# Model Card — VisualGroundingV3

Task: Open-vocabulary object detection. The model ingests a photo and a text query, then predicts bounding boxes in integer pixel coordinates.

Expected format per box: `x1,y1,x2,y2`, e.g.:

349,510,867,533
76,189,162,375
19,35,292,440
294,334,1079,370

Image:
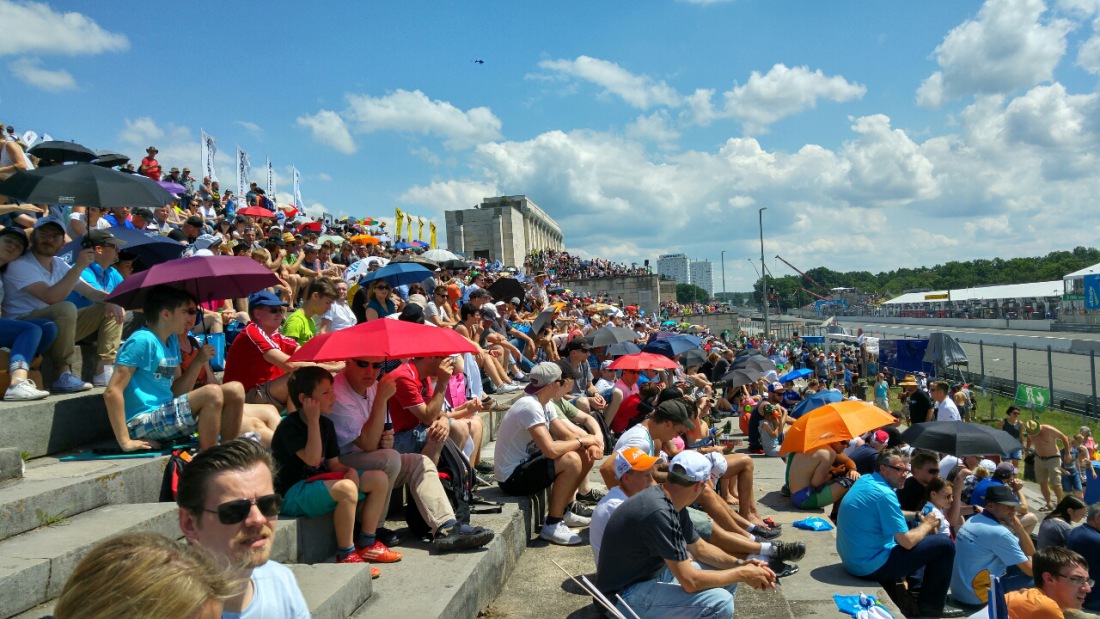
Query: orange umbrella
779,400,896,456
350,234,379,245
607,352,681,371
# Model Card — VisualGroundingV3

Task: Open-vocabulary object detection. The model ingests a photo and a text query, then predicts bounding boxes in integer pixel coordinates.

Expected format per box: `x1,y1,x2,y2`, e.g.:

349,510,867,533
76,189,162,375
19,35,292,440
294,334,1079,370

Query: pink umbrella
105,255,281,309
237,206,275,218
290,319,478,362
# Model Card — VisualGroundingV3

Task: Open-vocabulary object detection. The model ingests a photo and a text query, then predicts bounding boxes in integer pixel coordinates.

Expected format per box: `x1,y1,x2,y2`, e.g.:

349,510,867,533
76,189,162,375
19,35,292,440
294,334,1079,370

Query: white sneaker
4,379,49,401
52,371,92,393
92,364,114,388
513,371,527,382
497,383,520,393
563,510,592,528
540,520,582,545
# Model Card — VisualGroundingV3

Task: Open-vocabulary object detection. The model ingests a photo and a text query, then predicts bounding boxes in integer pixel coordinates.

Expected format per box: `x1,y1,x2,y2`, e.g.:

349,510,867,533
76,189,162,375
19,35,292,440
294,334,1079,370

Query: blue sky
3,0,1100,291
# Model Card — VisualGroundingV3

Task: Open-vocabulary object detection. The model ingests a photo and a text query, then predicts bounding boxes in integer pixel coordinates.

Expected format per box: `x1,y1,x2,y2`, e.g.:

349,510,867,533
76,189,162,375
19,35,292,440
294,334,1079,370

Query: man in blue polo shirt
950,484,1034,606
836,448,963,618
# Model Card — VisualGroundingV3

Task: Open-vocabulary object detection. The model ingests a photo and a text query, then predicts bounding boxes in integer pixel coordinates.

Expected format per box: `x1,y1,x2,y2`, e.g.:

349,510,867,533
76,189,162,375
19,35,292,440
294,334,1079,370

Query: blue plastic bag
195,332,226,372
792,516,834,531
834,593,894,618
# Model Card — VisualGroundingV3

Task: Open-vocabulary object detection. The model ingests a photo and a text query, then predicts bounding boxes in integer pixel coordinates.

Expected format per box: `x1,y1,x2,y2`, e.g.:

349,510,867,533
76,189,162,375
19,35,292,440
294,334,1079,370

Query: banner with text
292,167,302,211
200,129,217,184
266,157,275,199
236,146,250,202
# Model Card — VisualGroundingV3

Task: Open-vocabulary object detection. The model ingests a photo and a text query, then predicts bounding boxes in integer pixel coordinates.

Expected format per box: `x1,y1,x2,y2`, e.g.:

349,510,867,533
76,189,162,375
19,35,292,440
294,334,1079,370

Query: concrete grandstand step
0,453,166,542
350,486,526,619
0,448,24,483
291,563,374,619
0,502,180,617
0,389,112,459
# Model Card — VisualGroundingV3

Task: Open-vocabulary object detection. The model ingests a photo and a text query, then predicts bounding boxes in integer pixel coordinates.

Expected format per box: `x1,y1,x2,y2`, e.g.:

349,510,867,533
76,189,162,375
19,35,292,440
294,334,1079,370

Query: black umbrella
900,421,1022,457
718,367,767,389
548,286,566,295
585,326,638,347
441,259,472,271
530,309,557,334
488,277,526,303
0,163,174,208
92,151,130,167
680,348,707,367
607,341,641,358
732,354,776,373
390,254,439,270
60,227,186,270
28,140,97,163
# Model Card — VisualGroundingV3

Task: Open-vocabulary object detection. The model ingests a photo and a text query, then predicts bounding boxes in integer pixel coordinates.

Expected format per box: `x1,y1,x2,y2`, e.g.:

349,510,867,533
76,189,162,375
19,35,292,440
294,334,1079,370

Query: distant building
657,253,691,285
690,260,714,297
444,195,563,267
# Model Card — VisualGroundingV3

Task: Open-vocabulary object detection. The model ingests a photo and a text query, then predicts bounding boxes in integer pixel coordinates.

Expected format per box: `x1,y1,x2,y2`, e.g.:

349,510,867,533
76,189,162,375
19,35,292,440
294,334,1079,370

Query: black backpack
405,440,501,538
159,447,198,502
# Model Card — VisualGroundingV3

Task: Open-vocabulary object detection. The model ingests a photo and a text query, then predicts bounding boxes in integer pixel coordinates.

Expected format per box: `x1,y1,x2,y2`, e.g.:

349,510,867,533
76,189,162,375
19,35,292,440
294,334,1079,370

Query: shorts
1035,455,1062,487
1005,448,1023,461
686,506,714,540
281,479,338,518
245,382,279,407
1063,469,1083,492
126,394,197,441
499,452,556,497
791,484,833,509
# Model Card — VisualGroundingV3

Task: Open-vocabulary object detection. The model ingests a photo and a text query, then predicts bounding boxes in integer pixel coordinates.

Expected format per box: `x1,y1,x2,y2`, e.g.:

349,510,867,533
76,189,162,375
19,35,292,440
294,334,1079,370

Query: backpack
159,447,198,502
404,439,500,538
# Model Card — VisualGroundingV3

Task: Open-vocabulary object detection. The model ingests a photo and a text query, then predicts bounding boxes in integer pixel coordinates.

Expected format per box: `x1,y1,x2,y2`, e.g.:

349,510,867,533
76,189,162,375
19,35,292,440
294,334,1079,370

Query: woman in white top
319,279,357,333
0,140,33,179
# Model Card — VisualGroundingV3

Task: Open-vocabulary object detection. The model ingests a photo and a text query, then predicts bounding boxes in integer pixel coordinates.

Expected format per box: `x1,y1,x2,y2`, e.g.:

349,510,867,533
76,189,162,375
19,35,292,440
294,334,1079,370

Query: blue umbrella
393,241,414,250
780,368,813,383
607,341,641,358
643,335,703,359
791,389,844,419
357,262,433,287
60,227,186,269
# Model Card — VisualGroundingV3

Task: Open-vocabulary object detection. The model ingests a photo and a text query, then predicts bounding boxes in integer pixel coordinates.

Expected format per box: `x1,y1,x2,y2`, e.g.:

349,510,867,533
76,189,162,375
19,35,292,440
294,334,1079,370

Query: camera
81,238,96,250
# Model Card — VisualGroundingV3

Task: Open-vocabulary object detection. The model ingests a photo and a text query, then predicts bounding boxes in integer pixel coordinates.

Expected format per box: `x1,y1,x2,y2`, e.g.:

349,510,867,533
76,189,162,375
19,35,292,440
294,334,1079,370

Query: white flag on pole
21,131,38,146
266,157,275,199
292,167,302,211
236,146,250,201
200,129,218,183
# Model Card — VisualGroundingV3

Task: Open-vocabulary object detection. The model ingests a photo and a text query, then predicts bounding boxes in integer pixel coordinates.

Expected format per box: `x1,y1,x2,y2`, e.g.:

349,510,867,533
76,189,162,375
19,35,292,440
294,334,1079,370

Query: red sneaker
337,552,365,564
358,541,404,563
370,566,381,579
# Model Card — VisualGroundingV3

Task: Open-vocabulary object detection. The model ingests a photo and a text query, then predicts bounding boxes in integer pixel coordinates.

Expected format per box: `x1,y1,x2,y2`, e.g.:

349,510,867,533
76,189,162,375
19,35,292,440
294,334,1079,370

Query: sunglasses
353,360,385,369
261,306,286,314
203,494,282,524
375,285,391,291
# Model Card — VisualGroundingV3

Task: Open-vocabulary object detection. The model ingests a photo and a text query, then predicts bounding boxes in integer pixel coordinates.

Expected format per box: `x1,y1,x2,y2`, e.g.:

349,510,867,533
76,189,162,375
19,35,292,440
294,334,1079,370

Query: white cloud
9,57,75,91
1079,17,1100,73
840,114,940,205
235,120,262,137
719,64,867,134
296,110,357,154
317,172,333,182
536,56,682,109
917,0,1072,107
0,1,129,56
341,89,502,150
626,111,681,149
398,179,501,218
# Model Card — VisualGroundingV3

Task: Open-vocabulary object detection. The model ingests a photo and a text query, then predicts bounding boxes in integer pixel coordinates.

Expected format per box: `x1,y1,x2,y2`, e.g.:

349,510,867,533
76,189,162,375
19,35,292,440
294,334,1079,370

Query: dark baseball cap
653,398,695,430
85,229,126,247
984,484,1019,506
184,215,204,228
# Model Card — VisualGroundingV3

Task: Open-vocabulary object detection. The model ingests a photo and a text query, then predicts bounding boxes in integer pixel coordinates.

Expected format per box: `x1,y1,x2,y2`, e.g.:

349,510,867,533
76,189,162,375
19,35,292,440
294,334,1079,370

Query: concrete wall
444,196,564,267
558,275,672,313
838,315,1053,332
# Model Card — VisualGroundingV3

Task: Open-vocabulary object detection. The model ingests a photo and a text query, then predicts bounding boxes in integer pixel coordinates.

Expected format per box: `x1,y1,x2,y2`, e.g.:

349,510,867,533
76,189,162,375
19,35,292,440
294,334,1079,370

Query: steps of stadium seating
0,389,113,459
0,449,23,484
0,502,180,617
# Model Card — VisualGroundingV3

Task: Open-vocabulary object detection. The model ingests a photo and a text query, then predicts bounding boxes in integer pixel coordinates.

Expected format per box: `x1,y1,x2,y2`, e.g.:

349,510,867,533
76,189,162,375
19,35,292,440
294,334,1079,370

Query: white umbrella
422,248,459,262
344,257,390,282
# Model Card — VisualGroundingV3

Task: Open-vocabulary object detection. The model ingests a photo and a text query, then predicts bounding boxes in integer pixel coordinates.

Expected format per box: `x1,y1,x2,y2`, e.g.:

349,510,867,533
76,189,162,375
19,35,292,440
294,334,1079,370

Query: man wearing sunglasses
329,356,494,552
178,439,310,617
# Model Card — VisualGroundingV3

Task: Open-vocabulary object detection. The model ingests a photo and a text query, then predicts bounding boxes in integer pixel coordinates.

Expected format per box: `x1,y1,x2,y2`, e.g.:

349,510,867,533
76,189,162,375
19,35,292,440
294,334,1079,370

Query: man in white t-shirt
590,447,659,565
931,381,961,422
494,362,601,545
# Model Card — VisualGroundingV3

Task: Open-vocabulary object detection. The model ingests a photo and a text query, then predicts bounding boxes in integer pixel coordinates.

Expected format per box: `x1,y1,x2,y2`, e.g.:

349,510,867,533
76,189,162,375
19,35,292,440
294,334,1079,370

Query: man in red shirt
139,146,162,181
222,291,320,411
386,356,470,461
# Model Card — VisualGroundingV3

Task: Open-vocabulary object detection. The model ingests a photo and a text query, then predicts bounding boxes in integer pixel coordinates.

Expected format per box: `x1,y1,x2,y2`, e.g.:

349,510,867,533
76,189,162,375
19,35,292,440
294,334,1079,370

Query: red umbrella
607,352,681,371
237,206,275,218
105,255,281,309
298,221,322,233
289,319,478,362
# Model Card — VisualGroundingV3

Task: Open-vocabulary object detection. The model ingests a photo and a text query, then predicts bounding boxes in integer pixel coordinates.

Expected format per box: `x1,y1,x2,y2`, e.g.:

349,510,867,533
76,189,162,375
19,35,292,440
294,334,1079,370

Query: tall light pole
720,250,726,304
759,207,769,338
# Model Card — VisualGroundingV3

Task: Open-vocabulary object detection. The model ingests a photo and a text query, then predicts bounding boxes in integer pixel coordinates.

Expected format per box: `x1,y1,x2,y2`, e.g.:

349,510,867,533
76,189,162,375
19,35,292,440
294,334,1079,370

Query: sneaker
496,383,519,393
512,371,527,382
376,527,401,546
357,541,403,563
91,364,114,388
240,431,261,444
540,520,583,545
768,560,799,579
576,488,606,505
370,566,381,579
753,526,781,540
4,379,49,401
474,472,494,488
563,510,591,528
569,502,594,518
433,523,495,552
475,460,495,474
52,371,92,394
337,551,365,564
771,541,806,563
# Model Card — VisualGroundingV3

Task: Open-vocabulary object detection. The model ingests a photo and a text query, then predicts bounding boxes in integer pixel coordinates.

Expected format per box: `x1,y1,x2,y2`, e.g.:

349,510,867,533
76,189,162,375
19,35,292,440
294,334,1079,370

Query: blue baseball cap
248,291,288,311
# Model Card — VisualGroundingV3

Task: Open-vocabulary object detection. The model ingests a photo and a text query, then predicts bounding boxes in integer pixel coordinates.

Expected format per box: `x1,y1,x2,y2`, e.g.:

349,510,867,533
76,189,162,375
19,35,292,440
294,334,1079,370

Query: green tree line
750,247,1100,304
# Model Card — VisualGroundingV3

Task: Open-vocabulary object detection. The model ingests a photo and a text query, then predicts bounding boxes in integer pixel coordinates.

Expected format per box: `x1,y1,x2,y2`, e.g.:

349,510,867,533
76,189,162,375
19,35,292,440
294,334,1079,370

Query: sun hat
613,447,660,479
1024,419,1040,434
524,362,562,395
898,374,918,387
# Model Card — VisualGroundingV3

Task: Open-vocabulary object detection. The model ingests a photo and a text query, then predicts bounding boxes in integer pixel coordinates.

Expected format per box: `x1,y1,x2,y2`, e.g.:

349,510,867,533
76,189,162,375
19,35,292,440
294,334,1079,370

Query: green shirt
280,309,317,345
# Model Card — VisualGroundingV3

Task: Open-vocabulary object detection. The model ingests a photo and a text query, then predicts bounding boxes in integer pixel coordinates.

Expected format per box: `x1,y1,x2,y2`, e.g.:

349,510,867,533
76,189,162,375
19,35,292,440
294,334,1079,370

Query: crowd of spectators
524,249,650,280
661,300,734,317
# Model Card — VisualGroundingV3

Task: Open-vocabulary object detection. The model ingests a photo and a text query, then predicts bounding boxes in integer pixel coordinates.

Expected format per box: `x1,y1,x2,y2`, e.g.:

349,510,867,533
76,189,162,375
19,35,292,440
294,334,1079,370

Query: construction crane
775,255,832,298
800,287,830,301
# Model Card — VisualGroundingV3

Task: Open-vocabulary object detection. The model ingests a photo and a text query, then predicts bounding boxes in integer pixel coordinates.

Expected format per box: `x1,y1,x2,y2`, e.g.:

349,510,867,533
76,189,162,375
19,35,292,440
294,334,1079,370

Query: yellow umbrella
779,400,896,456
